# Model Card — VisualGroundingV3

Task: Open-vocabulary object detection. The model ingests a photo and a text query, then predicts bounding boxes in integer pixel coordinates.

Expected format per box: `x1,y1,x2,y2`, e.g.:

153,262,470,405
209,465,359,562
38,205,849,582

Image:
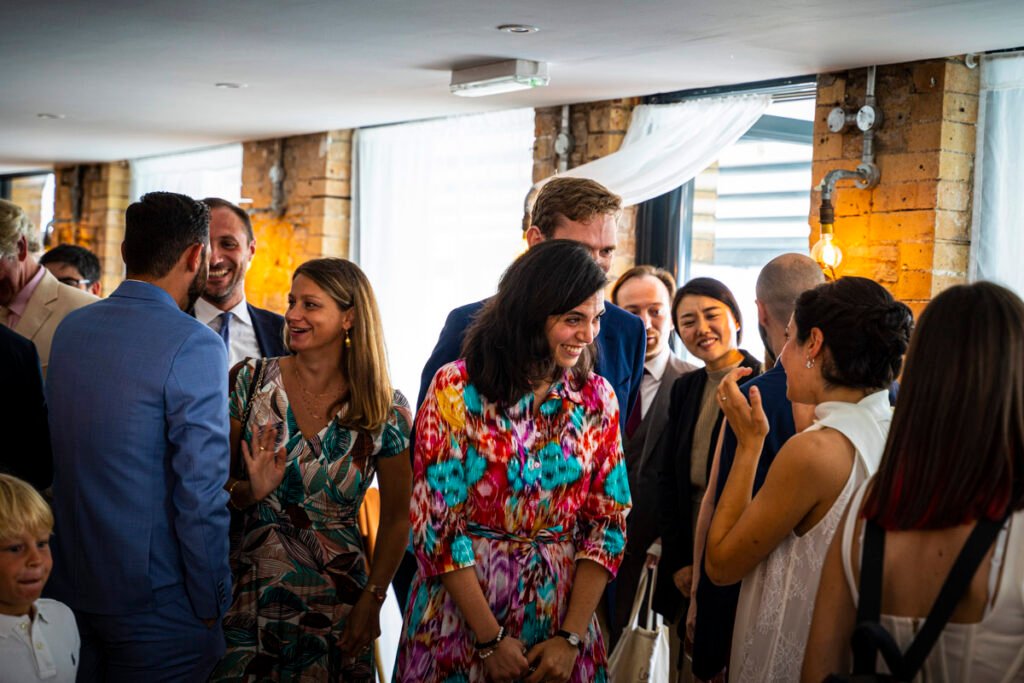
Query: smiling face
675,294,741,370
203,206,255,309
546,290,605,369
285,273,353,354
0,529,52,616
615,274,672,361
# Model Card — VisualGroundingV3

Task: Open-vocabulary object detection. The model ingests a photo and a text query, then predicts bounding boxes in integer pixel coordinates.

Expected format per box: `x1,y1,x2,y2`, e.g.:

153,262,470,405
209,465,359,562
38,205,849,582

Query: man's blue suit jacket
46,281,232,620
248,302,288,358
415,299,647,433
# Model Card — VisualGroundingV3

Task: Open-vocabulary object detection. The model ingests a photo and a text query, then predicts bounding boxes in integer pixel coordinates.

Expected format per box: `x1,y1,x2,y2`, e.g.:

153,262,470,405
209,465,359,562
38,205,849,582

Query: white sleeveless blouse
729,390,892,682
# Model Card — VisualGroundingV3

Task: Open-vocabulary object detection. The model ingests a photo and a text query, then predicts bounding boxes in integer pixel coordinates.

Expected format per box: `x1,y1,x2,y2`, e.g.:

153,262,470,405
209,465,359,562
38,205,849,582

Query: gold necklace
291,362,345,421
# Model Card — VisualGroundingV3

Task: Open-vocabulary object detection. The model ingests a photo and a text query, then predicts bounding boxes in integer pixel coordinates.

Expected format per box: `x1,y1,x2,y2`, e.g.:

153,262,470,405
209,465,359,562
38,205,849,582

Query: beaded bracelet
475,625,505,655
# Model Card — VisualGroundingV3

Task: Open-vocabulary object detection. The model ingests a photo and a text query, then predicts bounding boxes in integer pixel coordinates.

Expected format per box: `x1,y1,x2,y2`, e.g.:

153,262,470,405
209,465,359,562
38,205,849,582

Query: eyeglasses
58,277,93,288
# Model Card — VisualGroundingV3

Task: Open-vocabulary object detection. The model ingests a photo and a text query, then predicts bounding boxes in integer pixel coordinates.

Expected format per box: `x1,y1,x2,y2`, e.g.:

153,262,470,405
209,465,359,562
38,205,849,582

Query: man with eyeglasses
40,244,104,297
0,200,97,376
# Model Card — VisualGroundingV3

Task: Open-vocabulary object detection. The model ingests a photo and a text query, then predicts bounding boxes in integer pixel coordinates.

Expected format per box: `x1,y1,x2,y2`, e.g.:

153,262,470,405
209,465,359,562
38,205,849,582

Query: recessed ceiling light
214,82,248,89
497,24,539,34
36,113,65,120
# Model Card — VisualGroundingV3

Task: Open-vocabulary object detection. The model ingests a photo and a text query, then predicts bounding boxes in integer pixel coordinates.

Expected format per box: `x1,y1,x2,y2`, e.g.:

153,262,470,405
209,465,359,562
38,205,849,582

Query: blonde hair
0,199,35,258
289,258,394,432
0,474,53,540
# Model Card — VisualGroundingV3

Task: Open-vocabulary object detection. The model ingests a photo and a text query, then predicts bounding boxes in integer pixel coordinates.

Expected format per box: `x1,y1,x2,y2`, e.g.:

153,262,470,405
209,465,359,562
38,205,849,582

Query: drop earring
805,357,815,369
344,329,352,349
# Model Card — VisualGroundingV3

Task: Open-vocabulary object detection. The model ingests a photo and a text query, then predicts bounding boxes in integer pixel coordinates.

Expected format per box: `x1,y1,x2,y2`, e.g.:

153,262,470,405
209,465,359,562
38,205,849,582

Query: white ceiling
3,0,1023,174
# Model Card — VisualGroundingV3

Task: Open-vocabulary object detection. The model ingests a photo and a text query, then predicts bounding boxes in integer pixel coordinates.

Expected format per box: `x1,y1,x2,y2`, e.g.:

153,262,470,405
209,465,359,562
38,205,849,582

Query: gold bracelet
226,478,244,510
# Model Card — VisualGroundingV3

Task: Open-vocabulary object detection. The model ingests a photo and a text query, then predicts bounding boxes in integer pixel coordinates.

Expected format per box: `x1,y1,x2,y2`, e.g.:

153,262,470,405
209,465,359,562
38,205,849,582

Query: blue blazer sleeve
415,303,477,414
164,327,232,619
249,304,288,358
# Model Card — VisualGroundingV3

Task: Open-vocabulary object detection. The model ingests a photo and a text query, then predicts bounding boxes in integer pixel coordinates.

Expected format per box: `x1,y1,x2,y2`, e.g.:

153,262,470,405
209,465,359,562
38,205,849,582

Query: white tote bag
608,565,671,682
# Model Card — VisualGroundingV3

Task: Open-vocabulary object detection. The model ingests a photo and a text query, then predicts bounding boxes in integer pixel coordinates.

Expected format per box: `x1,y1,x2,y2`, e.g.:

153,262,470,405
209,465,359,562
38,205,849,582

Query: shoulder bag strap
240,357,265,429
851,518,886,674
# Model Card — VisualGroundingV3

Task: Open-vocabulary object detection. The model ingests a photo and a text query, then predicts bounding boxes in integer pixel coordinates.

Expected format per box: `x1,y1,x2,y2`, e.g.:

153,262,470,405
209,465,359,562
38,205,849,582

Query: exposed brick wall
810,58,979,315
533,98,640,279
241,130,352,313
51,162,130,295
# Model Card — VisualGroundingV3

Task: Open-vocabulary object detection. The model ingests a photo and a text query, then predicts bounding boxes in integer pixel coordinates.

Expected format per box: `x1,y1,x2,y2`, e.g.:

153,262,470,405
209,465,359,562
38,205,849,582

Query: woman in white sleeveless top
704,277,913,682
803,282,1024,683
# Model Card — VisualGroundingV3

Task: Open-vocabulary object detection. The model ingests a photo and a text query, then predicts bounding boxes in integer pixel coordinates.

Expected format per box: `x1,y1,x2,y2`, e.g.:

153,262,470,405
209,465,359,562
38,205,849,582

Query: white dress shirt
0,599,79,683
195,296,260,368
639,347,672,419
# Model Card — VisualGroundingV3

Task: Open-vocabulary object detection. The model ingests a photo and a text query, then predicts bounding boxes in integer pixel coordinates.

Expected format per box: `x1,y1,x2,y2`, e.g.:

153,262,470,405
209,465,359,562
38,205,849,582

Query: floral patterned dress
394,360,631,682
210,358,411,682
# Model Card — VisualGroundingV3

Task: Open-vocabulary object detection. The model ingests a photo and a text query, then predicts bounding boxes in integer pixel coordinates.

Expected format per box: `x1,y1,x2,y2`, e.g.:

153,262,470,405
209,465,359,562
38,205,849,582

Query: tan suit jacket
10,267,99,376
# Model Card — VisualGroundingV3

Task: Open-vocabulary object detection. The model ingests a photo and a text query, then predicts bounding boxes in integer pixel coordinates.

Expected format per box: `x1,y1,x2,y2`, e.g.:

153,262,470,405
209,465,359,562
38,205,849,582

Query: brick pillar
52,162,130,295
533,98,640,278
810,58,979,315
241,130,352,313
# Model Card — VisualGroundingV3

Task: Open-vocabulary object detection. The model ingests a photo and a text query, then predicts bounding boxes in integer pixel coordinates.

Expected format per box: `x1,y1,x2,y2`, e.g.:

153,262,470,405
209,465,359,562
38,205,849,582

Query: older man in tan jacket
0,199,98,376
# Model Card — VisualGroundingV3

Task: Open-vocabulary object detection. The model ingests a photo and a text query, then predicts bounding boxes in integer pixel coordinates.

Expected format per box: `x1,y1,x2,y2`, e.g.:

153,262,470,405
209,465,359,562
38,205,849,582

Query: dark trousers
74,586,225,683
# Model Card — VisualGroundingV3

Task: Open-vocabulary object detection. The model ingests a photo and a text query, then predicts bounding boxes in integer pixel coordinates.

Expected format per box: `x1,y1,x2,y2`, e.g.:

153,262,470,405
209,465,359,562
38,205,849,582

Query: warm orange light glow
811,228,843,280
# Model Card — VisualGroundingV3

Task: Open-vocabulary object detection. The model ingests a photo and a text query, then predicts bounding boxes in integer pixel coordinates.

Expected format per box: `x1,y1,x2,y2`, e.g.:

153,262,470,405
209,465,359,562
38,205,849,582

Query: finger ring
260,446,266,452
720,394,727,402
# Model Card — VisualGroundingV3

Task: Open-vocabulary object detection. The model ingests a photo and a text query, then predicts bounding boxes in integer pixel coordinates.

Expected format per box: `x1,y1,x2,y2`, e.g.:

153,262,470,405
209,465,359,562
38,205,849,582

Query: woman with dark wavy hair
706,276,913,682
802,282,1024,683
395,239,631,683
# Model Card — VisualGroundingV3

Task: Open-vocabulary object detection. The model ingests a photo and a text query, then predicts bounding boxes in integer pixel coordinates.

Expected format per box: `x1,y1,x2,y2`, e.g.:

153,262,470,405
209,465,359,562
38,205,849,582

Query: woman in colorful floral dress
395,240,632,683
210,258,412,682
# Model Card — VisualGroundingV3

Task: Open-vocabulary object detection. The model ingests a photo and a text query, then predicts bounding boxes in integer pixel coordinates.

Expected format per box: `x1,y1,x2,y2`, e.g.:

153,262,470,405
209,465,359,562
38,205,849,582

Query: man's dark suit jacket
691,360,793,679
611,352,695,646
248,302,288,357
415,299,647,434
0,326,52,490
653,349,761,622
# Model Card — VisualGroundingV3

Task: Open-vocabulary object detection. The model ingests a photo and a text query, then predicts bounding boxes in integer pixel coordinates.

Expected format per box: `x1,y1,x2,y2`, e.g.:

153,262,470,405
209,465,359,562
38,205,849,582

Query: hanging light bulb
811,199,843,279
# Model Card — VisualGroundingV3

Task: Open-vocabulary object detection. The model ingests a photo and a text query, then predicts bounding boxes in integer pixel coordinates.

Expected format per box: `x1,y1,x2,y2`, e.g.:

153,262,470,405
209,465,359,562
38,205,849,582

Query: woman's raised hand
242,423,287,501
717,367,769,445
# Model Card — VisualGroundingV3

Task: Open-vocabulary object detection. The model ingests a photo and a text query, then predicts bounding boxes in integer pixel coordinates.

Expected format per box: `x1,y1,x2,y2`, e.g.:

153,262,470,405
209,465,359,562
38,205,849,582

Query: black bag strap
852,513,1009,680
240,357,265,429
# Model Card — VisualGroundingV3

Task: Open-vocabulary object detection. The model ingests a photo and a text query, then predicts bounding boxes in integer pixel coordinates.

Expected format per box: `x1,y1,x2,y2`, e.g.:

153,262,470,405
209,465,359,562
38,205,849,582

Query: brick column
52,162,130,295
810,58,979,315
533,98,640,277
241,130,352,313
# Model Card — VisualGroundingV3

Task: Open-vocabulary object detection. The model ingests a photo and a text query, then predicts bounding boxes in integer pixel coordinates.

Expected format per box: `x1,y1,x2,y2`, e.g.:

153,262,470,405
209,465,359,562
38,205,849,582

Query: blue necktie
218,312,231,350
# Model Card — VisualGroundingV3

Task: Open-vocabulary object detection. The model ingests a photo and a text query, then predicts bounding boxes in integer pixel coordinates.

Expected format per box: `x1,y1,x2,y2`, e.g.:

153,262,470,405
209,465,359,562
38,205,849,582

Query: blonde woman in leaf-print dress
210,259,412,683
395,240,631,683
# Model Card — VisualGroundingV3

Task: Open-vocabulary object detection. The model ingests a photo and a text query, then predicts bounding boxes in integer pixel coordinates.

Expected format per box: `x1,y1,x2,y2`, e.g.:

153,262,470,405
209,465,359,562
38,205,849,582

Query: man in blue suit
194,197,287,365
46,192,232,682
393,176,647,606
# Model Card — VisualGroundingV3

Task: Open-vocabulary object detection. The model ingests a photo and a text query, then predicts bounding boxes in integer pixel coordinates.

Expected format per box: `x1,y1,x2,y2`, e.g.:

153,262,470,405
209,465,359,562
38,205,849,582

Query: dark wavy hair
124,192,209,278
672,277,743,343
793,276,913,390
462,240,608,405
864,282,1024,529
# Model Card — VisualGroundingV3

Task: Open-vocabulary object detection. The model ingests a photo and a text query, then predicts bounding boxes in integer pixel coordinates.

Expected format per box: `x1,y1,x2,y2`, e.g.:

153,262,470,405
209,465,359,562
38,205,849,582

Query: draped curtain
971,52,1024,294
130,144,243,202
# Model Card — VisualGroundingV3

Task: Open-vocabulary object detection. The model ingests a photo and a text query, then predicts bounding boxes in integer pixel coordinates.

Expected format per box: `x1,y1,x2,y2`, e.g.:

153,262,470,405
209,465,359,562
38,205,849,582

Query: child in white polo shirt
0,474,79,683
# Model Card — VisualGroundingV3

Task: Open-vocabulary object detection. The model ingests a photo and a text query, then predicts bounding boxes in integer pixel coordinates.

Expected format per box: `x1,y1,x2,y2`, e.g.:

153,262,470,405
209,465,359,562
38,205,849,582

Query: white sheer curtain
971,52,1024,293
129,144,243,202
353,108,533,680
354,108,534,403
560,94,772,206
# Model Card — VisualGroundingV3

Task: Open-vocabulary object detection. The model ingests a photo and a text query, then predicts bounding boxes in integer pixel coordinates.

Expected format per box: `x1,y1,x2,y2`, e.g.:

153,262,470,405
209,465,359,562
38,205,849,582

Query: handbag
825,511,1008,682
608,564,671,683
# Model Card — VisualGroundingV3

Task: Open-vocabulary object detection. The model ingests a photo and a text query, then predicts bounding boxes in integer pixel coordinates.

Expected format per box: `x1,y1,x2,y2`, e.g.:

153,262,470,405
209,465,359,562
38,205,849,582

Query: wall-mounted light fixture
812,65,883,279
450,59,549,98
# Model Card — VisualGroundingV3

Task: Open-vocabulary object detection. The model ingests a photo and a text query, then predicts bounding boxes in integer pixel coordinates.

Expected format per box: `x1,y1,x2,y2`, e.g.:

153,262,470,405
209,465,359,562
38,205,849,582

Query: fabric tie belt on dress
466,523,572,576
